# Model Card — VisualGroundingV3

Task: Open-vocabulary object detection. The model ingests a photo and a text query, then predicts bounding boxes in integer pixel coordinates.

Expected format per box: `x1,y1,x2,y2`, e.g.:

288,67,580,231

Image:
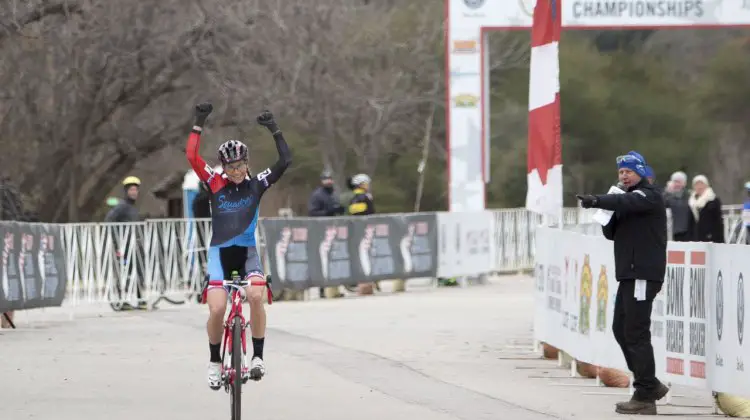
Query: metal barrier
55,206,745,310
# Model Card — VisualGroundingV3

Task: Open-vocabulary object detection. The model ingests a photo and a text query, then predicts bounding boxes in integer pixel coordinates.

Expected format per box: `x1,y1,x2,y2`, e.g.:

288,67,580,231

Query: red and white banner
526,0,563,219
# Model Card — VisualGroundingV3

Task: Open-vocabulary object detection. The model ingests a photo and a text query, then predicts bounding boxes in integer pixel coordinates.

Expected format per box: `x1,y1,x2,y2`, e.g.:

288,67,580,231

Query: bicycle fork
221,317,250,390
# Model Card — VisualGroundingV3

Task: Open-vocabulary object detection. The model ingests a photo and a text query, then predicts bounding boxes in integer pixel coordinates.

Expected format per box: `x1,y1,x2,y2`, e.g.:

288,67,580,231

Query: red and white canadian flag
526,0,563,219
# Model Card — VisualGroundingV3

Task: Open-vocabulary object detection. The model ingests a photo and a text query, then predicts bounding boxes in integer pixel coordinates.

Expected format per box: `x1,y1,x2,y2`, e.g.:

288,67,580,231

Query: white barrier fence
53,206,744,310
533,227,750,399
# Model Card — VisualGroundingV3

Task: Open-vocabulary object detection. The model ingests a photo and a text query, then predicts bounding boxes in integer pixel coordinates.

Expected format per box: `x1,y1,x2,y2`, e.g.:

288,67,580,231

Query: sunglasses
616,155,644,165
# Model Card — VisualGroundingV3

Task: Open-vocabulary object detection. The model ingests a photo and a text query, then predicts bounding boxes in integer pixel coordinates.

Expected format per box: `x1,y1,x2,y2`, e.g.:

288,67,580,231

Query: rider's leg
246,277,267,347
205,246,228,390
244,246,267,380
206,288,228,357
244,275,267,380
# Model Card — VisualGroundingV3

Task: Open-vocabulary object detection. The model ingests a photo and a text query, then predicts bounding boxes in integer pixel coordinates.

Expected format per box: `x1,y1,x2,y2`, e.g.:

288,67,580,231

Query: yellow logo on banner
452,94,479,108
452,39,478,54
596,265,608,332
579,254,592,335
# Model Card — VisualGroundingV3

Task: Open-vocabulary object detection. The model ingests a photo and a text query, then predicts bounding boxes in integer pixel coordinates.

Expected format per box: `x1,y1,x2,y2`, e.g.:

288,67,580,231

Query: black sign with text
0,222,67,312
260,214,438,290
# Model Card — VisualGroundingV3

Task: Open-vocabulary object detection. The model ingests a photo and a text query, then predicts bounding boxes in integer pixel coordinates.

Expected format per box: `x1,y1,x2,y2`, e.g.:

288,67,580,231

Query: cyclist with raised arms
186,103,292,389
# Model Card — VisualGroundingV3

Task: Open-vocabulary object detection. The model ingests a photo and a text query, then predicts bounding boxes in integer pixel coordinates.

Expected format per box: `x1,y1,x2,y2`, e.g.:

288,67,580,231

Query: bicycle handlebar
205,277,273,305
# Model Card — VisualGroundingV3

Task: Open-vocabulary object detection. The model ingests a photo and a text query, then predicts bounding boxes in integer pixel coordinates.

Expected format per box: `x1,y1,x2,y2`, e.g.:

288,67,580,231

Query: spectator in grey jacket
105,176,146,310
663,171,691,242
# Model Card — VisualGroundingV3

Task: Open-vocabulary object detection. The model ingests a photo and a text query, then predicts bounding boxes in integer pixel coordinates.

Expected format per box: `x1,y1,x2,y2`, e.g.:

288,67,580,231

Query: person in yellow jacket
347,173,375,216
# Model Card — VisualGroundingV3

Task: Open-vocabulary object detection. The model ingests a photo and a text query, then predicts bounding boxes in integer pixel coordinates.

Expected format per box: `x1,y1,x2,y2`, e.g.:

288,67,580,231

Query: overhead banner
261,214,438,290
0,222,67,312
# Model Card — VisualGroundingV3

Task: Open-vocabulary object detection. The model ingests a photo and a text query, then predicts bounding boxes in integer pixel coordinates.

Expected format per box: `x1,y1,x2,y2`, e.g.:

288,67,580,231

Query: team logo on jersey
257,168,272,187
215,195,253,212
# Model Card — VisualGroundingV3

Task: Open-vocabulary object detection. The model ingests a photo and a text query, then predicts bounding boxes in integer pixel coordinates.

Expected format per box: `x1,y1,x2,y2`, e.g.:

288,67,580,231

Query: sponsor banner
533,228,626,370
535,227,750,398
348,214,438,282
437,211,493,278
656,242,710,389
0,222,67,312
261,219,318,291
707,244,749,394
448,0,750,28
261,214,438,290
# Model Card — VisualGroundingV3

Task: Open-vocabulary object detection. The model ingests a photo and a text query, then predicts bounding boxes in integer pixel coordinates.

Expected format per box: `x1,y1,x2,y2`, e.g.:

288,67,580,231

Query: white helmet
351,173,371,186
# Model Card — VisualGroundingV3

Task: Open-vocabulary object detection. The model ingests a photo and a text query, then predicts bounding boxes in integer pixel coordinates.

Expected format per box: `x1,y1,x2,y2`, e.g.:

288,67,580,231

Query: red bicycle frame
204,277,273,384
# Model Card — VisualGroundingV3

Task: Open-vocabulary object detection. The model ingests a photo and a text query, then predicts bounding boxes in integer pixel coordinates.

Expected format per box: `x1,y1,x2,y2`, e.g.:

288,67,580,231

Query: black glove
194,103,213,127
257,110,279,132
576,194,598,209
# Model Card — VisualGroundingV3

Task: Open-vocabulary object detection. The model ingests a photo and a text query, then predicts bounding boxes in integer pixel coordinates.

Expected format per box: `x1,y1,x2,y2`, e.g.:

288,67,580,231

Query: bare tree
0,0,252,221
210,0,446,179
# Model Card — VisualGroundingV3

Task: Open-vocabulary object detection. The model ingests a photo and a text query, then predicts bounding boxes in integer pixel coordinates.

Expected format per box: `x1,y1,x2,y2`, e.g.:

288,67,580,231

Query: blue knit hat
616,151,648,178
644,165,654,178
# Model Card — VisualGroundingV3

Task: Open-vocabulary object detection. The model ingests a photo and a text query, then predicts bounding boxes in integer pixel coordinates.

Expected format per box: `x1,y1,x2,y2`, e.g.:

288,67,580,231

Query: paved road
1,276,721,419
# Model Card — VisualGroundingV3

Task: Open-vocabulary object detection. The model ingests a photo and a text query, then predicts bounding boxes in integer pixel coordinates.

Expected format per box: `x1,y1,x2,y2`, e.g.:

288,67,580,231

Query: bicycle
204,270,273,420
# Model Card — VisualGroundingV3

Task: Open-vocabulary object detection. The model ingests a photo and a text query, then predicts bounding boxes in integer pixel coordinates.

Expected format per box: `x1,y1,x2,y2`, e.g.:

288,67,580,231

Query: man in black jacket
105,176,146,310
308,171,345,217
308,170,345,298
577,151,669,415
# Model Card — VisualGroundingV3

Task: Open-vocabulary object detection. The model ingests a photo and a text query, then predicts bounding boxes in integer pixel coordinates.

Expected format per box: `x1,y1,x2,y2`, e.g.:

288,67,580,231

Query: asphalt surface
1,276,722,419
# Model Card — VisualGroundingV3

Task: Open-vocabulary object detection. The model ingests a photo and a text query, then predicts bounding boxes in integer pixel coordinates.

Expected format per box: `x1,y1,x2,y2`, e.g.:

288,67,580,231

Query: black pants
672,231,691,242
612,279,663,400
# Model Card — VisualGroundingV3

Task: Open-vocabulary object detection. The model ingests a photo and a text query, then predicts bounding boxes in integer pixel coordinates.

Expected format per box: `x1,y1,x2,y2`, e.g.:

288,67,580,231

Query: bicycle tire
230,316,242,420
108,276,125,312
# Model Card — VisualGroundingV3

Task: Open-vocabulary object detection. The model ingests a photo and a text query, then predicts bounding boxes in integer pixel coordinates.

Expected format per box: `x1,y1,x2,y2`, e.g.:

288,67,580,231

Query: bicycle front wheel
230,316,242,420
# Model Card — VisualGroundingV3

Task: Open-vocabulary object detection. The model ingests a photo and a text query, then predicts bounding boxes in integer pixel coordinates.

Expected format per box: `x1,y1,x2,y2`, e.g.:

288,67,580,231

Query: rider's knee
207,290,227,318
247,286,265,306
208,303,227,319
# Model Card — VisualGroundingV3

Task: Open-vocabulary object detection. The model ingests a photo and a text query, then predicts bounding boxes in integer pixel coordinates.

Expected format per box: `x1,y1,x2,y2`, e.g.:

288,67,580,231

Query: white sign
437,211,494,277
534,227,750,398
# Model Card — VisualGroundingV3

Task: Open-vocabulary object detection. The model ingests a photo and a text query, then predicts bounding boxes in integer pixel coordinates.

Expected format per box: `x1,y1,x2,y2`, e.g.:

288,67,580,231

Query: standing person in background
688,175,725,243
105,176,142,223
664,171,692,242
576,151,669,415
347,174,375,216
307,170,345,298
308,170,345,217
347,173,376,295
105,176,146,310
744,182,750,244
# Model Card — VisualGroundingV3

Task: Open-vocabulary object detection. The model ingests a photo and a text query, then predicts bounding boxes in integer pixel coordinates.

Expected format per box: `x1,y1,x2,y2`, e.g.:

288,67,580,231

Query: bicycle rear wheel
230,316,242,420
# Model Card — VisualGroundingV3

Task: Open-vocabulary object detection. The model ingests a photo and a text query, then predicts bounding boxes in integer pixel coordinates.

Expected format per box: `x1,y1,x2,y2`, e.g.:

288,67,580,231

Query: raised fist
194,103,213,126
256,110,276,128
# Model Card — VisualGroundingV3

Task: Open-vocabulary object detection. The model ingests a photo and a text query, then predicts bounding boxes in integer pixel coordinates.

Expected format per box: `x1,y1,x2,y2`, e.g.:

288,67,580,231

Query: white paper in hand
592,186,625,226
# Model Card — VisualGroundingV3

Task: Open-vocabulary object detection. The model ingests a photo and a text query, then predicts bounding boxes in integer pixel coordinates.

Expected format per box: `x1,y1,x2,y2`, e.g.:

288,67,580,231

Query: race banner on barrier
0,222,67,312
534,227,750,399
436,211,494,278
707,244,749,394
260,214,438,290
656,243,710,389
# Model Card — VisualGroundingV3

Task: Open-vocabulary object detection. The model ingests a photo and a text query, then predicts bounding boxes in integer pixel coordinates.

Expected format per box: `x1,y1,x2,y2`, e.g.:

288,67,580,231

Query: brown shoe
653,383,669,401
615,399,657,415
